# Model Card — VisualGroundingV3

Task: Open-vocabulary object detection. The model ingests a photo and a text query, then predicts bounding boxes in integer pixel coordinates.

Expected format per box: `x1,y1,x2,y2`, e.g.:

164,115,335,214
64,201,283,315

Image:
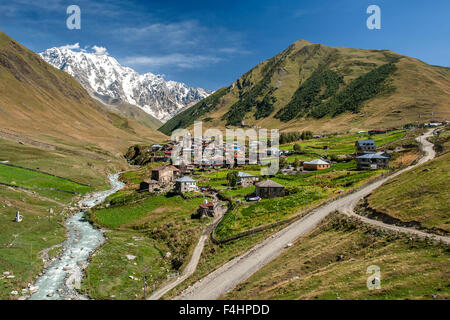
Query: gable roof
176,176,196,183
153,165,179,172
356,154,389,159
256,180,284,188
238,172,255,178
356,140,376,146
142,179,159,184
304,159,330,165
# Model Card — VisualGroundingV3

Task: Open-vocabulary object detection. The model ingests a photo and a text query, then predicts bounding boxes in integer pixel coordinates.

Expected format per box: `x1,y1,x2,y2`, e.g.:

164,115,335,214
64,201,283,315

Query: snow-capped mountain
40,45,211,122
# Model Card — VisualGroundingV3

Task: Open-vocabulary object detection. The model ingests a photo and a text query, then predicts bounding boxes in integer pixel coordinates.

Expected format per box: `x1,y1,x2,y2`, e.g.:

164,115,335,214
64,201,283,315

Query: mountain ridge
40,45,212,123
0,30,167,155
159,40,450,135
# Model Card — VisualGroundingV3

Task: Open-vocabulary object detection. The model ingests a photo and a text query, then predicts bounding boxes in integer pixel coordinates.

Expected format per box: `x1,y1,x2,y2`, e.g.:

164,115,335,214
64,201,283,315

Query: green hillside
159,40,450,135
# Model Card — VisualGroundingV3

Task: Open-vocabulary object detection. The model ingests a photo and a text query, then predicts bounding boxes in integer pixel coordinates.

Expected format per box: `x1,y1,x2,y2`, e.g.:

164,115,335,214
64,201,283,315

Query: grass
162,225,286,299
81,229,171,300
0,164,91,194
280,130,407,158
367,151,450,233
84,193,210,299
215,187,325,239
214,160,386,239
119,162,165,186
91,194,204,229
0,138,122,190
0,185,66,299
224,214,450,300
0,136,131,300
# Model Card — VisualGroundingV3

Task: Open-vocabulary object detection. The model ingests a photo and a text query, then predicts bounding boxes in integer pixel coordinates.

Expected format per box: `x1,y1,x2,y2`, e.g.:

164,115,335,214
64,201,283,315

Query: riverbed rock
29,286,39,294
10,291,18,295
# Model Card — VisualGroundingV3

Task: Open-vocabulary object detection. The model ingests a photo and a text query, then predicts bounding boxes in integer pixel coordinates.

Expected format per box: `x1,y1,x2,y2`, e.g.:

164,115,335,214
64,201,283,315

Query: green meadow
84,193,209,299
280,130,407,161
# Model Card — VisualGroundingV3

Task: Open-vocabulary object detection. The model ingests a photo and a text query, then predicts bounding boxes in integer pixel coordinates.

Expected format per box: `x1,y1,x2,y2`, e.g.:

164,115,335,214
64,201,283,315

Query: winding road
148,196,228,300
175,129,447,300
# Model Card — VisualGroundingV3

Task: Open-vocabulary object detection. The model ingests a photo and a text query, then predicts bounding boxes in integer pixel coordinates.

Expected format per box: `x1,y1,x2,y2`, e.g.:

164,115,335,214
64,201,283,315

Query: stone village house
238,172,259,187
255,180,285,199
196,200,216,218
139,179,159,193
151,165,180,184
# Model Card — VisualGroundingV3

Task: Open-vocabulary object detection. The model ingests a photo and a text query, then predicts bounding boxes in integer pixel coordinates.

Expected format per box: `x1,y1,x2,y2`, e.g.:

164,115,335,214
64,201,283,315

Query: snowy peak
39,45,211,122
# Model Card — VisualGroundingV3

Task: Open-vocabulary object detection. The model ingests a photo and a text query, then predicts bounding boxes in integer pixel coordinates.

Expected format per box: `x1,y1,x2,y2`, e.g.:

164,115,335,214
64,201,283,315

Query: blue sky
1,0,449,90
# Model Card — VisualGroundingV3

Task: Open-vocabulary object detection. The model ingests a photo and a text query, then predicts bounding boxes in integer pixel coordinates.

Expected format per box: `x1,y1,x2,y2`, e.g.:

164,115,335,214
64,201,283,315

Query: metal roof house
303,159,331,171
356,154,390,170
175,176,198,193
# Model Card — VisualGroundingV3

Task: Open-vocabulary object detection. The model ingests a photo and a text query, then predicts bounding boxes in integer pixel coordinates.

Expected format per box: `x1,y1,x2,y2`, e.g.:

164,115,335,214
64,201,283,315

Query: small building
140,179,159,192
197,201,215,218
175,176,198,193
238,172,259,187
356,154,390,170
303,159,331,171
255,180,285,199
355,140,377,156
151,166,179,184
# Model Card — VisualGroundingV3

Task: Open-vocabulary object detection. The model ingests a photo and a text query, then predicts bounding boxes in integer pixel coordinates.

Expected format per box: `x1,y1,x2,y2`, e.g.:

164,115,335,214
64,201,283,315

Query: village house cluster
135,131,398,219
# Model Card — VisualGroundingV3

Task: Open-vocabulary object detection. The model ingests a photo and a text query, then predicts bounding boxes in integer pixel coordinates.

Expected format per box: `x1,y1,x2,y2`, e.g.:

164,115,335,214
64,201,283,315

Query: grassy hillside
0,30,168,299
159,40,450,135
224,214,449,300
0,30,166,155
366,127,450,233
0,185,67,299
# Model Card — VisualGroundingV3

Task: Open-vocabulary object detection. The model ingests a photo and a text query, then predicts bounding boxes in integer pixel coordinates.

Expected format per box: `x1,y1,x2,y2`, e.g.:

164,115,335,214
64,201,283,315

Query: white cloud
121,53,222,70
60,43,80,50
120,20,201,48
91,45,108,55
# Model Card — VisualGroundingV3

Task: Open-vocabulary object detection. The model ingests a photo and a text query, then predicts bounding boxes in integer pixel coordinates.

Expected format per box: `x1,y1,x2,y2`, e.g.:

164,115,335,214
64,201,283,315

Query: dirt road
148,198,227,300
176,130,446,300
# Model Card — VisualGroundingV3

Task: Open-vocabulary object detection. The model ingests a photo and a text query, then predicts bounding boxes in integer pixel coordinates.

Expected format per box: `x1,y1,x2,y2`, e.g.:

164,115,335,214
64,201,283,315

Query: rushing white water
29,173,125,300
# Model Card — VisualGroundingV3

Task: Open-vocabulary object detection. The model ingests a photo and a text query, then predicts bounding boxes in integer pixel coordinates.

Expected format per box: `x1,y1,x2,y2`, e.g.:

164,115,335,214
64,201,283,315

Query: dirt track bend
175,129,447,300
148,197,227,300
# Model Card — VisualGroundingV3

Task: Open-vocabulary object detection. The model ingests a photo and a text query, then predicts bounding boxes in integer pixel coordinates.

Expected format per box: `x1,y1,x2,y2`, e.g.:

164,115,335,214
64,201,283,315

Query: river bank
28,173,124,300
